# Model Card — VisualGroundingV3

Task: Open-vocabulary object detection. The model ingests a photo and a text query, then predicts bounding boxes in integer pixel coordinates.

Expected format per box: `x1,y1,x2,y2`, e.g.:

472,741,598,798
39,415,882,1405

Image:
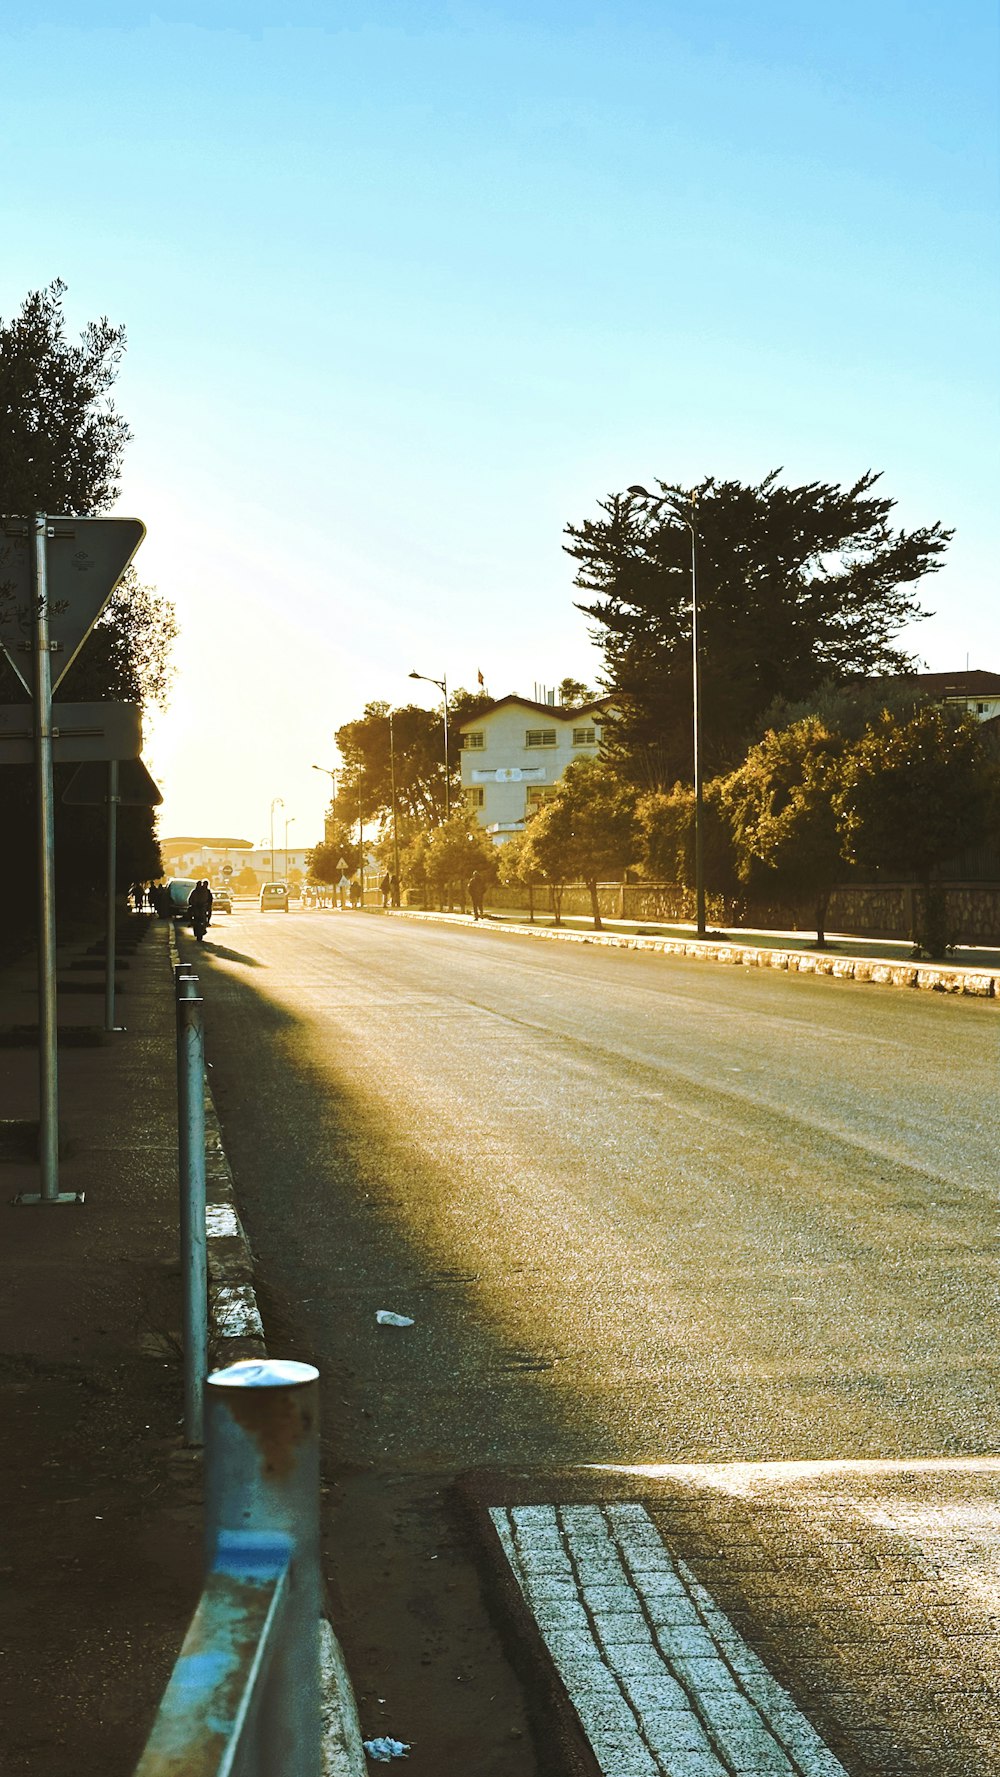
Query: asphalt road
186,905,1000,1776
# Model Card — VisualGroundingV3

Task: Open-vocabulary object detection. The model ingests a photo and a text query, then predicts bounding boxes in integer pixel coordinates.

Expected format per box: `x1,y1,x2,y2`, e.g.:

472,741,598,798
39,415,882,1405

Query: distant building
457,693,613,843
159,836,315,883
898,669,1000,722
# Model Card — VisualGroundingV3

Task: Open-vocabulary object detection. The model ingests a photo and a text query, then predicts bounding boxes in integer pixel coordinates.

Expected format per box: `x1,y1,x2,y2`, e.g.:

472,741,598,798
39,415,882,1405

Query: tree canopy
521,757,640,929
334,689,491,829
0,282,173,921
720,719,848,943
565,471,951,787
0,280,131,518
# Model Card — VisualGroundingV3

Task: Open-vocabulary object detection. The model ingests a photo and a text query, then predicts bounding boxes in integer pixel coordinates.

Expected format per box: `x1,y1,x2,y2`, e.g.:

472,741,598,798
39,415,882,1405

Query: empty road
185,905,1000,1776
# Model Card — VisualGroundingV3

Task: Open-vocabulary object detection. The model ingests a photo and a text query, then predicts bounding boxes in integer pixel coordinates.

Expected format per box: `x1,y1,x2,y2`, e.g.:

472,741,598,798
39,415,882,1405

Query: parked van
259,882,289,912
166,878,198,919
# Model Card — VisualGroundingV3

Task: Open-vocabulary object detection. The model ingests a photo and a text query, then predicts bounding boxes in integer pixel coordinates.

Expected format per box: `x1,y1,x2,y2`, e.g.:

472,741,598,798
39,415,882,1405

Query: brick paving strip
490,1502,848,1777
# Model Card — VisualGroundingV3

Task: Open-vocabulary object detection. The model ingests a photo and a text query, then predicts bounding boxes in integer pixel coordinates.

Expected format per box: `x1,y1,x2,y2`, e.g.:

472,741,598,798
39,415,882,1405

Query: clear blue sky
3,1,997,843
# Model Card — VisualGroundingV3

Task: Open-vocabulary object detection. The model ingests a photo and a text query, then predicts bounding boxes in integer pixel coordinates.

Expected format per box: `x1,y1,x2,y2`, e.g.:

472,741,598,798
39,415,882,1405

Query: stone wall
484,880,1000,943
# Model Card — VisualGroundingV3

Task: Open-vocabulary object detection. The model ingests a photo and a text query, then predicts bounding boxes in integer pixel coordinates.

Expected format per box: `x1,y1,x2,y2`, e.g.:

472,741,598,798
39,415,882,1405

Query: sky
2,0,998,848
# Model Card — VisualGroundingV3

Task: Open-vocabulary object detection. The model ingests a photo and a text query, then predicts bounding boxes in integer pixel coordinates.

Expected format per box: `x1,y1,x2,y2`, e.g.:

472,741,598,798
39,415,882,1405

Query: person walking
380,871,392,909
467,869,486,921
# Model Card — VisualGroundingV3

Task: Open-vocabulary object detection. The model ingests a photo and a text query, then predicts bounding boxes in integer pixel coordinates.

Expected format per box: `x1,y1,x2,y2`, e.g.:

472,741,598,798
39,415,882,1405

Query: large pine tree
565,470,951,788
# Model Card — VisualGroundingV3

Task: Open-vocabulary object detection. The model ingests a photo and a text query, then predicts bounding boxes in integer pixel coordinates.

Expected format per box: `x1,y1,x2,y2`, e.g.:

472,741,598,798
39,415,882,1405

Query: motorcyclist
188,879,213,940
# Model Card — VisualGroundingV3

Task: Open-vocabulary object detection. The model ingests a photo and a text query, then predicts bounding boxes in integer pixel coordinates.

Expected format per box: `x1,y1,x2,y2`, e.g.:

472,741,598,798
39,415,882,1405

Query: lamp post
627,484,706,939
284,815,296,882
408,669,450,821
389,711,401,890
311,764,338,847
269,797,283,884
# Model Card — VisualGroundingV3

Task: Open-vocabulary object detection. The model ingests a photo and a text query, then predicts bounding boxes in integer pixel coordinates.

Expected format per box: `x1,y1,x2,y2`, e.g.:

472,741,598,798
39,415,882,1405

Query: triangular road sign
62,757,163,807
0,516,146,695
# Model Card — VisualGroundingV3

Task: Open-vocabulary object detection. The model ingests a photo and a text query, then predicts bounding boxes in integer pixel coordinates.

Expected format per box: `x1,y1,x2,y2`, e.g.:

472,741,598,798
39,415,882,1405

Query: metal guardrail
175,962,207,1445
134,1358,322,1777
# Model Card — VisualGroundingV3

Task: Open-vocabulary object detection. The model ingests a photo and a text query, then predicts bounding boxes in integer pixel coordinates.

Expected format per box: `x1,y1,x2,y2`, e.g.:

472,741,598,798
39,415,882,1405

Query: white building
457,694,612,843
159,837,316,883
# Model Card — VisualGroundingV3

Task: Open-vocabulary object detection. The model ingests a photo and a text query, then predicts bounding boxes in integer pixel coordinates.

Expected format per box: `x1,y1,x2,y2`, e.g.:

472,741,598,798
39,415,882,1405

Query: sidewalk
0,915,205,1776
392,906,1000,996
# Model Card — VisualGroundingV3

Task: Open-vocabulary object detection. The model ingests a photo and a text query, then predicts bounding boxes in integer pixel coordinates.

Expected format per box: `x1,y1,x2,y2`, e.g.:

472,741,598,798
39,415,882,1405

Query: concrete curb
168,929,367,1777
389,909,1000,1000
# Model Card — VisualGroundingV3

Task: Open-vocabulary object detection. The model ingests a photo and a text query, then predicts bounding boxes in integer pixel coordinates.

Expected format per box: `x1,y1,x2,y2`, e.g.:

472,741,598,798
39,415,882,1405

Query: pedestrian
467,869,486,921
380,871,392,909
188,879,213,922
349,877,361,908
390,872,400,909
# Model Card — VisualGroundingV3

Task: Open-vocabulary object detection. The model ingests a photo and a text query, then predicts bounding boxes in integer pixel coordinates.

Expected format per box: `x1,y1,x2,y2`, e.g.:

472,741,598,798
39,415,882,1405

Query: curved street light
627,484,706,938
408,669,450,821
284,814,296,882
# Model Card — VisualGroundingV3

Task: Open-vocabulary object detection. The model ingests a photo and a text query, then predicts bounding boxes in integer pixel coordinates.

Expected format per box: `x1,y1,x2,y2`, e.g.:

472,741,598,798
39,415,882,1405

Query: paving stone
606,1639,673,1679
672,1656,743,1691
619,1672,692,1715
591,1603,653,1643
578,1724,660,1777
584,1581,649,1613
711,1725,794,1773
655,1623,720,1661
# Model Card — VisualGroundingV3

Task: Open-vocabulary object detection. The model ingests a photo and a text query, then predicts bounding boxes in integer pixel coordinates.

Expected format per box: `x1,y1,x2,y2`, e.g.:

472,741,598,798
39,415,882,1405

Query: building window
525,787,552,809
572,727,596,746
466,786,485,808
460,732,485,749
525,729,557,747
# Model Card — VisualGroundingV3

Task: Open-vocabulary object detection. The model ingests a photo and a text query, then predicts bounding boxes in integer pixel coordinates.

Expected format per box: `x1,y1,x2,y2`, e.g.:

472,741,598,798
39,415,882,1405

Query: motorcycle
191,907,211,943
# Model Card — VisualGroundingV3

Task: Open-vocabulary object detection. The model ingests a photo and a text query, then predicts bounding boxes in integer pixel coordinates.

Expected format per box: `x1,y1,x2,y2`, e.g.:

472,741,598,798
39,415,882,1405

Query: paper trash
375,1310,415,1327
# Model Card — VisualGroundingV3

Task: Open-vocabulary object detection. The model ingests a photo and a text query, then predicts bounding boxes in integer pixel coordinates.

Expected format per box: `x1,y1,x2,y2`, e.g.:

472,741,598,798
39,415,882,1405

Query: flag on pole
477,669,485,688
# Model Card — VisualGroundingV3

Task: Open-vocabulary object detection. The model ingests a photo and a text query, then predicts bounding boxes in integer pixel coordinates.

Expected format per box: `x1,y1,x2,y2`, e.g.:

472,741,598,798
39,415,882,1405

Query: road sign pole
104,758,121,1034
29,514,68,1202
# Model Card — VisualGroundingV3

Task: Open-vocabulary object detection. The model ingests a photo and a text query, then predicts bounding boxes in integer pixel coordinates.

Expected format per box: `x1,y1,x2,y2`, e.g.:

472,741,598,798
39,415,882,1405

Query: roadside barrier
134,1357,323,1776
175,962,207,1445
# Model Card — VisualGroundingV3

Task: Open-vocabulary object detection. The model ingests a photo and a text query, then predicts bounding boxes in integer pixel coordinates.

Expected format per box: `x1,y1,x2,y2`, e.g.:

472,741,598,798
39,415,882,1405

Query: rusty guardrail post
205,1358,322,1773
176,969,206,1445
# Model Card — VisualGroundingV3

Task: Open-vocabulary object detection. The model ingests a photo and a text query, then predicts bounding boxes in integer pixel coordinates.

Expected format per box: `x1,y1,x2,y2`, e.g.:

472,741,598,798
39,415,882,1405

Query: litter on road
375,1310,415,1327
362,1735,411,1760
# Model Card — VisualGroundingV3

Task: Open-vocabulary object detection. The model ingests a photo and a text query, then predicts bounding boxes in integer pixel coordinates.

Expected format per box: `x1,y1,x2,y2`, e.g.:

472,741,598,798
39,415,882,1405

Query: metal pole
177,980,207,1445
389,712,401,890
104,758,120,1032
270,803,275,882
442,675,450,822
204,1358,322,1775
32,513,62,1201
690,520,706,938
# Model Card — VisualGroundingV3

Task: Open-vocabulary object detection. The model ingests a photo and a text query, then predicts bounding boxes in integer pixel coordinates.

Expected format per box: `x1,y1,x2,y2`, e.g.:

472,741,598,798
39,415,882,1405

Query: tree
497,825,546,922
0,282,175,926
335,688,492,830
837,707,998,957
423,813,496,911
720,720,848,944
521,757,640,930
0,280,131,519
637,778,741,902
307,836,359,887
557,676,595,706
566,471,950,787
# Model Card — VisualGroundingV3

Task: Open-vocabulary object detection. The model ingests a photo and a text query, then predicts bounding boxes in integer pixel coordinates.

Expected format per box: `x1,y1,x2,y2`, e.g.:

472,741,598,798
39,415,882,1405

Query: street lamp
389,711,401,892
408,669,450,821
269,797,283,884
312,765,339,847
627,483,706,939
284,814,296,882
